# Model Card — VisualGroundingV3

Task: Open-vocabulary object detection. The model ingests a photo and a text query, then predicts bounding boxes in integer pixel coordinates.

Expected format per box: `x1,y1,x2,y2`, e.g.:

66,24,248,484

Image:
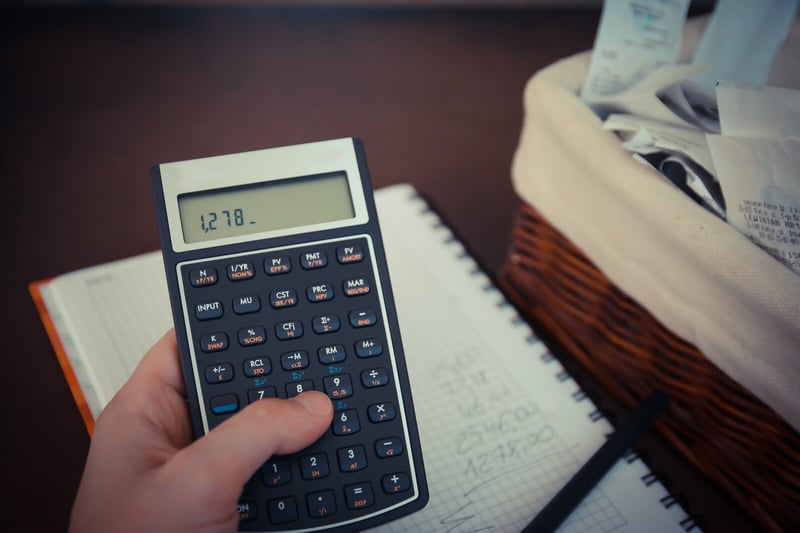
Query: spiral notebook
31,183,698,532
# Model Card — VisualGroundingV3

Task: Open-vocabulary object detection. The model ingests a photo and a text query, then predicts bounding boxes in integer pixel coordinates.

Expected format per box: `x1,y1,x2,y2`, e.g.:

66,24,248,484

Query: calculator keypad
179,236,420,531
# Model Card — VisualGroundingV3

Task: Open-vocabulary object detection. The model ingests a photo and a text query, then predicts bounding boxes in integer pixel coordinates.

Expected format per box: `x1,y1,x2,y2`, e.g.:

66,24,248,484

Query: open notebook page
39,251,170,419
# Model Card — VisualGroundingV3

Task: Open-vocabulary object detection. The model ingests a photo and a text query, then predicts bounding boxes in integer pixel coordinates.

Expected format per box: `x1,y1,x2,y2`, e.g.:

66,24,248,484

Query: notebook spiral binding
623,449,640,463
407,189,700,531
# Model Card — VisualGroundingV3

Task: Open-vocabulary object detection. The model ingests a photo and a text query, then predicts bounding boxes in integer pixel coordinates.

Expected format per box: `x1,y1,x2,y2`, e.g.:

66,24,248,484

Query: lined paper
40,252,170,416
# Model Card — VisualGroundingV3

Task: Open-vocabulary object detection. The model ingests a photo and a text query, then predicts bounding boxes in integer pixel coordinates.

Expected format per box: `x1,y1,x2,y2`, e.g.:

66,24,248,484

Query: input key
195,300,223,320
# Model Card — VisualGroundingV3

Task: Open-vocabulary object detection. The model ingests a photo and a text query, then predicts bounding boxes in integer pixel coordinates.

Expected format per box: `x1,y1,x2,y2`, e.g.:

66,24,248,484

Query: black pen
522,390,670,533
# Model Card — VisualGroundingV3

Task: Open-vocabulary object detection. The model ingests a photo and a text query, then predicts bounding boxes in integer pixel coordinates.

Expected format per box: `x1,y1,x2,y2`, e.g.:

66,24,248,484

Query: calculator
151,138,428,531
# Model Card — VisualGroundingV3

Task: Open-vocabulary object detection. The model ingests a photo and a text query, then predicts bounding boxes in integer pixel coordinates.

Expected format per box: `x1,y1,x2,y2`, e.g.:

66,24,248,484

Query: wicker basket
498,201,800,532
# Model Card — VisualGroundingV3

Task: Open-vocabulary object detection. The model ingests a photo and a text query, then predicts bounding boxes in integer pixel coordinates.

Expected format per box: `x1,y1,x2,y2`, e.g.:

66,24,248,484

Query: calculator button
232,295,261,314
324,374,353,400
237,501,258,523
349,309,377,328
286,380,314,397
195,301,223,321
312,313,341,334
382,473,411,494
262,459,291,486
243,357,271,378
264,255,292,275
301,250,328,270
318,344,346,364
375,437,404,458
300,453,330,480
337,445,368,472
281,350,309,371
337,245,364,264
200,333,228,353
368,402,396,423
275,320,304,340
306,283,334,302
345,483,374,510
307,490,337,518
190,267,218,287
269,289,298,309
361,368,390,388
248,386,277,403
267,496,298,524
205,363,234,384
209,393,239,415
355,338,383,358
238,326,266,346
343,277,371,297
227,261,255,281
332,409,360,436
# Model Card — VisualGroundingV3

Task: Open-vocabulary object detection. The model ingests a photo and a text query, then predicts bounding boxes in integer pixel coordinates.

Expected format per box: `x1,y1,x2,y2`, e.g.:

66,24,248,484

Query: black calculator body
151,138,427,531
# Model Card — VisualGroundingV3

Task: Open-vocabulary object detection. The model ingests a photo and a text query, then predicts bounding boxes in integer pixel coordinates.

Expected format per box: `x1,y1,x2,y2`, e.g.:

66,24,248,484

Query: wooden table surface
1,5,755,532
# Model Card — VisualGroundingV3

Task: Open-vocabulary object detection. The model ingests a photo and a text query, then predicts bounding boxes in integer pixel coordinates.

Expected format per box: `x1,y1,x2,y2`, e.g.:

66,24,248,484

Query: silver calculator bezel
158,138,370,254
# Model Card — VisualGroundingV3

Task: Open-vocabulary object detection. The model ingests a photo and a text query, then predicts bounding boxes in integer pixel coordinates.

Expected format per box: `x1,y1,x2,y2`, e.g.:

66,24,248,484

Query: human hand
69,330,334,533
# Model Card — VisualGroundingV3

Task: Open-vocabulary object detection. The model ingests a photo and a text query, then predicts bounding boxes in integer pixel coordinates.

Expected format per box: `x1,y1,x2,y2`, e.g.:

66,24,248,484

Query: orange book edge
29,279,95,435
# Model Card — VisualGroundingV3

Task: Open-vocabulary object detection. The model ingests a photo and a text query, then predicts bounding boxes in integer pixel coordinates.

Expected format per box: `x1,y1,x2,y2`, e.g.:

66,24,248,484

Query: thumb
166,391,333,499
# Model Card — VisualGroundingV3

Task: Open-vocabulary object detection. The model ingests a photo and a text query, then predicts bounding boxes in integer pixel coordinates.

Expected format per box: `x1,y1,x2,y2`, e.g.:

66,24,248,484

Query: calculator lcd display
178,172,355,243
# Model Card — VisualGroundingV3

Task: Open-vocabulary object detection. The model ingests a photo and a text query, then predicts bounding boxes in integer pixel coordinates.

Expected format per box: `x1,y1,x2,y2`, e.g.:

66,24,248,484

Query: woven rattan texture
498,202,799,532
